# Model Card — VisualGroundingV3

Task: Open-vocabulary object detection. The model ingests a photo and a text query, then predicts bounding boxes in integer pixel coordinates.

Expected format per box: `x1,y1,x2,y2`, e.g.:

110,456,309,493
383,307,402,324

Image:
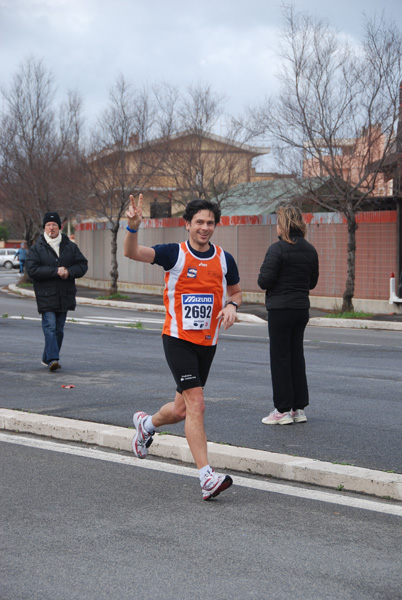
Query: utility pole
395,81,402,286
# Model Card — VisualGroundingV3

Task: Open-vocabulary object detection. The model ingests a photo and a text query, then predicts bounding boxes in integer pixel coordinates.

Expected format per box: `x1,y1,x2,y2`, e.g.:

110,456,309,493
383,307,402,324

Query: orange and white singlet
162,242,228,346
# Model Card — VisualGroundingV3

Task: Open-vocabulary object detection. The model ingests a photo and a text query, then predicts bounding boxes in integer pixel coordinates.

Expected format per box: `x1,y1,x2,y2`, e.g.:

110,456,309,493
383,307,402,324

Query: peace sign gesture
124,193,155,263
126,194,143,231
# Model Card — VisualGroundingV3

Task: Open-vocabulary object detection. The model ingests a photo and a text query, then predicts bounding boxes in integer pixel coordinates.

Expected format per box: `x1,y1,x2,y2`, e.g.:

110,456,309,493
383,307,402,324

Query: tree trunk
25,219,36,249
109,226,119,296
341,209,358,313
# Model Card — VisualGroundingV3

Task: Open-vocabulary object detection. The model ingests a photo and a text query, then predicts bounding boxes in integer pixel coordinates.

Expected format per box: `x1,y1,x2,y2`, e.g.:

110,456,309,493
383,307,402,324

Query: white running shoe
201,469,233,501
132,412,154,459
290,409,307,423
261,409,294,425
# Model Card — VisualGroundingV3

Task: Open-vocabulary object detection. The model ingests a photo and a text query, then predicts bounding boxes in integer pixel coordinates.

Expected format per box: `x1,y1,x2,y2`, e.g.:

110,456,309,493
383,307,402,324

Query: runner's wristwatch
226,301,238,311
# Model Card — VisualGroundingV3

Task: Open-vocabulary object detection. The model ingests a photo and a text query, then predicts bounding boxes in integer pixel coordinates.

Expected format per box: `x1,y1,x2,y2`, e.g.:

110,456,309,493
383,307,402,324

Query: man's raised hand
126,194,143,231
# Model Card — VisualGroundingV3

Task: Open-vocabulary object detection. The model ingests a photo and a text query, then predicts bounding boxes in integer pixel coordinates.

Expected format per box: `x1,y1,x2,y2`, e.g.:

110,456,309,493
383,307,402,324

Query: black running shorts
162,334,217,393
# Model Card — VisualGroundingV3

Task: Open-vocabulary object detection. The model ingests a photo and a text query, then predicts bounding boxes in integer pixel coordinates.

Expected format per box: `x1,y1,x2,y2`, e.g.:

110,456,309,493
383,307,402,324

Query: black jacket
26,234,88,314
258,232,319,310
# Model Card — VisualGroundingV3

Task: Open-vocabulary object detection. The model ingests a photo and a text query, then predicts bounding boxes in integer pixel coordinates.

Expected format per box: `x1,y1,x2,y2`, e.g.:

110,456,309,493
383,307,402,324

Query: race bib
181,294,214,330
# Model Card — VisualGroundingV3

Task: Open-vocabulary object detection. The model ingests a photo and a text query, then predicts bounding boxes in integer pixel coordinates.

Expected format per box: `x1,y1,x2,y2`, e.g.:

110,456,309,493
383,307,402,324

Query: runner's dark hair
183,199,221,225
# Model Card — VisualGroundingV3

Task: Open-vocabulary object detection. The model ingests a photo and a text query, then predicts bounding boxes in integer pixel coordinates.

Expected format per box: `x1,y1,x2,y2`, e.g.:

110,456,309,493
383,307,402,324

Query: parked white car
0,249,20,270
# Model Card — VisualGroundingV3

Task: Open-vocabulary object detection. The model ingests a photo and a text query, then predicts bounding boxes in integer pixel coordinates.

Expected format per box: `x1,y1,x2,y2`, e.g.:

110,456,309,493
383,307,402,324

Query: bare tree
249,7,402,311
85,75,158,295
152,83,265,212
0,57,86,247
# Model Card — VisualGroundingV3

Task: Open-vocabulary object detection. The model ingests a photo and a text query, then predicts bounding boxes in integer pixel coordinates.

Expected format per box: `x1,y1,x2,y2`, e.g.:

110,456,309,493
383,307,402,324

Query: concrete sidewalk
1,409,401,502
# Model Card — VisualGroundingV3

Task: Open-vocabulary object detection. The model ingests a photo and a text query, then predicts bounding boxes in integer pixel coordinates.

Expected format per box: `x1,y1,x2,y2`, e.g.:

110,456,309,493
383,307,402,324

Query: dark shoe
49,360,61,371
41,360,49,367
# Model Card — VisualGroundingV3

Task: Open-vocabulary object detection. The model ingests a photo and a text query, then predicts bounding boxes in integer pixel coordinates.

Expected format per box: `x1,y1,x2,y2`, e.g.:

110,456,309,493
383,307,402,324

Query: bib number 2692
182,294,213,330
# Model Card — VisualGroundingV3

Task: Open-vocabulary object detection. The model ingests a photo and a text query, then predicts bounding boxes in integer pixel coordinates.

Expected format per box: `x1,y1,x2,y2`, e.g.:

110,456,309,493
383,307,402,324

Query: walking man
124,194,242,500
26,212,88,371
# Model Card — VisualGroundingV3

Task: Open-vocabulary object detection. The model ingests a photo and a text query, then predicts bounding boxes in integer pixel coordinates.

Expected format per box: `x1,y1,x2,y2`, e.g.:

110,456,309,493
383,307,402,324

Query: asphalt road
2,433,401,600
1,281,401,474
1,272,401,600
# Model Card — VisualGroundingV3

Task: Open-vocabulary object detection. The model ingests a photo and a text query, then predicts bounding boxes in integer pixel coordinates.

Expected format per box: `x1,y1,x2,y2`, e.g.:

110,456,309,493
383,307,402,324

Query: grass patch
17,282,33,288
325,311,373,319
120,322,143,329
2,313,8,318
96,292,130,300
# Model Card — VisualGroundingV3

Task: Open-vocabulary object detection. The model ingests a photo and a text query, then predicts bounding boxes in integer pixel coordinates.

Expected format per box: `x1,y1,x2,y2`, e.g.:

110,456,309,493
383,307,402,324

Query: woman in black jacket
258,205,319,425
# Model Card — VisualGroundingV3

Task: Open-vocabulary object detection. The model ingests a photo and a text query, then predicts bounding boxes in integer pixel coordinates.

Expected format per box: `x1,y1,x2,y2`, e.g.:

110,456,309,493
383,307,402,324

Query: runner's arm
124,194,155,263
226,283,242,308
218,283,242,330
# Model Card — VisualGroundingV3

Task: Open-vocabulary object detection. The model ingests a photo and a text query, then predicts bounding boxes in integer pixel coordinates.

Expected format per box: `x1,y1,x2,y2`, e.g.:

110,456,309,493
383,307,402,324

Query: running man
124,194,242,500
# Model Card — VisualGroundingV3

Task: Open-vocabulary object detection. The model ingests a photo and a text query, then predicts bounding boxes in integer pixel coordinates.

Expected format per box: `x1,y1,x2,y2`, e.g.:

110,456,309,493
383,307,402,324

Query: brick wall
306,211,397,301
75,210,398,302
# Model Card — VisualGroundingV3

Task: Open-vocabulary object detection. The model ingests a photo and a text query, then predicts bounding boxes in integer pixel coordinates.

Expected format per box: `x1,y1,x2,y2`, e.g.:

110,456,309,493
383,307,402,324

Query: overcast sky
1,0,401,130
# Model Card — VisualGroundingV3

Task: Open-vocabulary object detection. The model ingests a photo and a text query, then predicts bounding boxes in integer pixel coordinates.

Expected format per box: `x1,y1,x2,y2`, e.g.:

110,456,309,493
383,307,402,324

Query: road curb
309,317,402,331
1,409,401,501
7,284,264,324
8,284,402,328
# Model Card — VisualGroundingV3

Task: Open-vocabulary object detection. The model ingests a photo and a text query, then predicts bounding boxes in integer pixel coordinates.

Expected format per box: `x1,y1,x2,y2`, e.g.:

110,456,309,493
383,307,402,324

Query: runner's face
186,210,216,251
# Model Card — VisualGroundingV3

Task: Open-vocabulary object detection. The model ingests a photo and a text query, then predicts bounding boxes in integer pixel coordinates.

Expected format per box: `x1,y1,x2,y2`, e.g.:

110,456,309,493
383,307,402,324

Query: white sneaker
290,409,307,423
261,409,294,425
201,469,233,501
132,412,154,458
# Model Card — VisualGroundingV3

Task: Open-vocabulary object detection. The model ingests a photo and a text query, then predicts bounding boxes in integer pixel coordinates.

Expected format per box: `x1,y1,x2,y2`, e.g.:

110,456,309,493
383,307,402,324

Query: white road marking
1,432,401,517
80,315,162,322
305,338,383,348
8,315,163,325
5,315,393,346
75,316,164,325
9,316,39,321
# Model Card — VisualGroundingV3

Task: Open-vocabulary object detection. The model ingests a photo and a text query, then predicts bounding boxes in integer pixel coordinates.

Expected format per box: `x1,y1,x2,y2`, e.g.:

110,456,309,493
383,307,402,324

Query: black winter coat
258,232,319,310
26,234,88,314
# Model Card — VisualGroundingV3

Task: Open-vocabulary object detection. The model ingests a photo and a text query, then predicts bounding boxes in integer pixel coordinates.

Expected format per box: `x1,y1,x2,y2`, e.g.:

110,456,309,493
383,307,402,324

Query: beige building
302,125,394,197
86,129,272,218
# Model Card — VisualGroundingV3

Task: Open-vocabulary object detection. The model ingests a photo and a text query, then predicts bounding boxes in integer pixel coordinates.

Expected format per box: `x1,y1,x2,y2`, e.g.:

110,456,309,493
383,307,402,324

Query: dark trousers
268,308,310,413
